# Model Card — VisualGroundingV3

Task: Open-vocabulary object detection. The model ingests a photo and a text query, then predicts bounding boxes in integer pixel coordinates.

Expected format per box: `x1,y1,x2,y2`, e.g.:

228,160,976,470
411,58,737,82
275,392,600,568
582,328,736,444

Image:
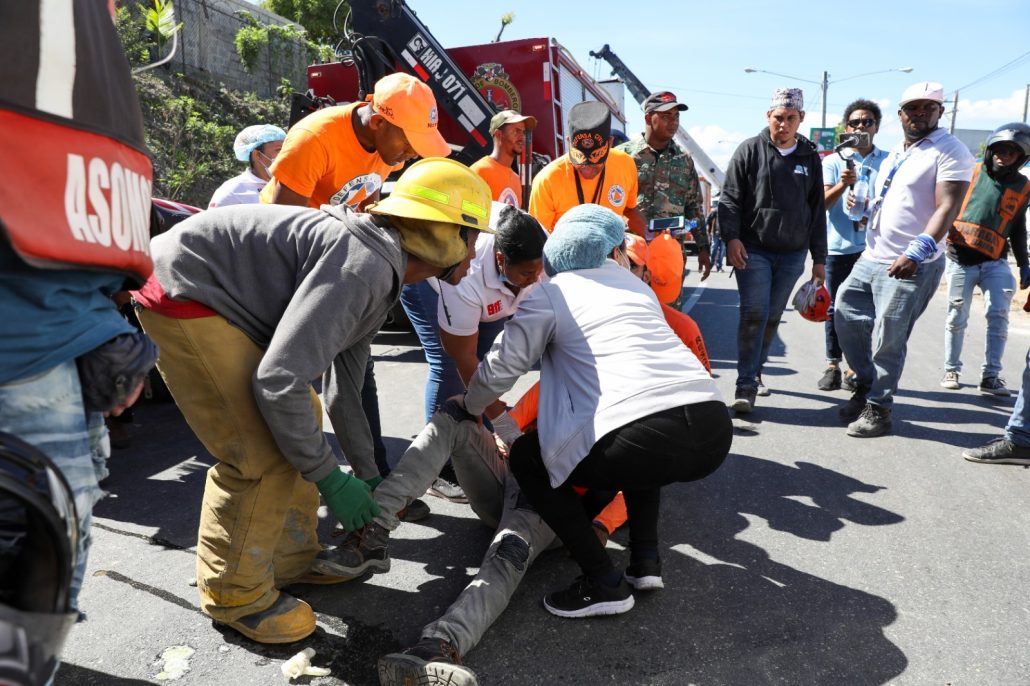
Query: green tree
262,0,349,46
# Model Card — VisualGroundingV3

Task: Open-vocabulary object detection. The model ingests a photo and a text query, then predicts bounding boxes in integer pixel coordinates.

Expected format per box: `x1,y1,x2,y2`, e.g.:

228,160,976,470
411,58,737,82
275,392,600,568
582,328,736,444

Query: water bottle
848,170,869,223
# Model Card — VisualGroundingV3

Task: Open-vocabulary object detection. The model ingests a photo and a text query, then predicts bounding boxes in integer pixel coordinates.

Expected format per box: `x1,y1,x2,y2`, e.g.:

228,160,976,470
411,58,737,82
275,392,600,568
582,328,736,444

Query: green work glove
363,475,384,491
316,469,381,531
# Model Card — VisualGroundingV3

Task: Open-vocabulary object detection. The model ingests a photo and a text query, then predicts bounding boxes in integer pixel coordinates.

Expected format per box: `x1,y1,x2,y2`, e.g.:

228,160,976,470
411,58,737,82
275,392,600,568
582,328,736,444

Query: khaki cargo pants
138,310,322,622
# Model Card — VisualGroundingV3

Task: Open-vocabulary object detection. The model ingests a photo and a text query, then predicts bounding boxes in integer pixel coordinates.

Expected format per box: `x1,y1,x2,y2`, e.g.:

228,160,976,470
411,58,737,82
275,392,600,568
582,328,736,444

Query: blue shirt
822,147,888,255
0,243,135,385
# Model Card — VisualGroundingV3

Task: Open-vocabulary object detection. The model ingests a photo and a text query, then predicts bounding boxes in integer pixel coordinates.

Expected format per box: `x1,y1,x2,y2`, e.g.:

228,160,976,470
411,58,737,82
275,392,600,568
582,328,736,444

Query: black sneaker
846,403,892,438
542,575,635,618
730,387,757,413
818,366,842,391
841,370,857,392
313,523,390,577
962,438,1030,465
838,387,869,422
978,377,1011,397
756,375,770,397
378,637,479,686
625,558,664,591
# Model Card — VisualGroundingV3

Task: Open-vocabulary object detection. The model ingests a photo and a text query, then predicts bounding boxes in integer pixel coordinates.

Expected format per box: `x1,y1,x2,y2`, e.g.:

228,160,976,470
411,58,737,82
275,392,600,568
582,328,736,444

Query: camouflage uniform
618,136,709,254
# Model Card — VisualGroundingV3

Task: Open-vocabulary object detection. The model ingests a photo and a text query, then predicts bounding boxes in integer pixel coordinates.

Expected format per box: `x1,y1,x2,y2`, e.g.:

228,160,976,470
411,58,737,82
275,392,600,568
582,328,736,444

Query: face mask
254,149,275,177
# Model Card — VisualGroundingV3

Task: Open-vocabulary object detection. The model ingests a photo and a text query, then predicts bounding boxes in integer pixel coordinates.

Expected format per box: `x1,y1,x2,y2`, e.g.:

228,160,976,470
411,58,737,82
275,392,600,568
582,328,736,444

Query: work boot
838,385,870,422
397,497,431,523
818,366,842,391
220,592,315,644
280,570,356,587
378,637,478,686
846,403,892,438
314,523,390,577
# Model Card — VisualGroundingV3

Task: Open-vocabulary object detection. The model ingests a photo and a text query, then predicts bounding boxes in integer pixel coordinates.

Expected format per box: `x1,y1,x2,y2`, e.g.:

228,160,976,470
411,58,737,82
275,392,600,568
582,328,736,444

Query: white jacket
465,260,721,487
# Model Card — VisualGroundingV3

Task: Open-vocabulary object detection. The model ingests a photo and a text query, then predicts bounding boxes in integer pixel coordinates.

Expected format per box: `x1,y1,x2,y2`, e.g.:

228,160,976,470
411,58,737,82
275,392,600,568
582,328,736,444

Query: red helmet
792,280,832,322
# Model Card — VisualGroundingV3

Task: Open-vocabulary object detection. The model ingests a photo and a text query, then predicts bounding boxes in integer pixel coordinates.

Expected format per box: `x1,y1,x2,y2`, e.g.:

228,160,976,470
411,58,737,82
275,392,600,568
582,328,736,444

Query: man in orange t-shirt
260,72,450,209
470,109,536,207
261,72,452,510
528,101,646,234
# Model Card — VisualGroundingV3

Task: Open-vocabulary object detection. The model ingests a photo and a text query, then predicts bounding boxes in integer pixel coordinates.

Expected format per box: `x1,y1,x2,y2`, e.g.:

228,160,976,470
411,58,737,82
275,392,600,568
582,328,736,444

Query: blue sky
400,0,1030,169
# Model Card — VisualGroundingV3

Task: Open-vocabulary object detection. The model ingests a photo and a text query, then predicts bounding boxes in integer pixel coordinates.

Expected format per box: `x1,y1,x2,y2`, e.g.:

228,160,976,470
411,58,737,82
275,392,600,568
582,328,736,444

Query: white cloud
688,124,751,170
951,88,1028,129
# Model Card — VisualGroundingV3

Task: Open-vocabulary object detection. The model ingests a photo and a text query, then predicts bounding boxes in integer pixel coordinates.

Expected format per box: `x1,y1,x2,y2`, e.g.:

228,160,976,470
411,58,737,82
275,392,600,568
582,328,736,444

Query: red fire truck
308,36,627,165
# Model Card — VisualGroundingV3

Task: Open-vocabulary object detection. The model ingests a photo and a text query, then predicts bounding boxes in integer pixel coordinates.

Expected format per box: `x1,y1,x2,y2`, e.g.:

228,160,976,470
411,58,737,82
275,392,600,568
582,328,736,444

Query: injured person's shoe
219,592,315,644
378,636,479,686
313,523,390,577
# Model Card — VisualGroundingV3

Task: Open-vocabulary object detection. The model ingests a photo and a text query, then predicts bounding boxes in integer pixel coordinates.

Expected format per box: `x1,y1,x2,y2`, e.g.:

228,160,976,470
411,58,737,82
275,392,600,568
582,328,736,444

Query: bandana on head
770,87,804,111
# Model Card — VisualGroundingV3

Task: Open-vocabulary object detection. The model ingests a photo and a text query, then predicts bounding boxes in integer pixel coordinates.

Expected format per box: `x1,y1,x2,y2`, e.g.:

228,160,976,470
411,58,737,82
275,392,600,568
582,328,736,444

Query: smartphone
836,131,871,150
645,216,686,241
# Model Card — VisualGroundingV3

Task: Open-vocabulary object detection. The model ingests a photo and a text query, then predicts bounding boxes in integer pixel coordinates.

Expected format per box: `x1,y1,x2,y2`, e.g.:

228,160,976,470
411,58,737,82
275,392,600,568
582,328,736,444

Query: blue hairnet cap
543,203,626,276
234,124,286,162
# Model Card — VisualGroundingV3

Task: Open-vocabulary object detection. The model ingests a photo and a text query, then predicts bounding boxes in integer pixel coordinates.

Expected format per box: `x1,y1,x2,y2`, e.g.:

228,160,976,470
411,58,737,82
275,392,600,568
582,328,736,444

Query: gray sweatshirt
150,203,406,482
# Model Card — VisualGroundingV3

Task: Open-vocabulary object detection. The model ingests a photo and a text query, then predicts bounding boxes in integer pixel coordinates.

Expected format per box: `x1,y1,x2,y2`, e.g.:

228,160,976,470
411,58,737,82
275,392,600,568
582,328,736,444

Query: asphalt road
58,261,1030,685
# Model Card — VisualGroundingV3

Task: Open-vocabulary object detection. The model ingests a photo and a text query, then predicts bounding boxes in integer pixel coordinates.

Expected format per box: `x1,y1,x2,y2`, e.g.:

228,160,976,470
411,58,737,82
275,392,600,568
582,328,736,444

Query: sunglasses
847,118,876,128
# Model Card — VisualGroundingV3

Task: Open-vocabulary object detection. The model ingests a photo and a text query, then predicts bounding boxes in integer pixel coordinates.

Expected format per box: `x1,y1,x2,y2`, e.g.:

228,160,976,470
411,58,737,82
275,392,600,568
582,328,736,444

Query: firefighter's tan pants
138,310,322,622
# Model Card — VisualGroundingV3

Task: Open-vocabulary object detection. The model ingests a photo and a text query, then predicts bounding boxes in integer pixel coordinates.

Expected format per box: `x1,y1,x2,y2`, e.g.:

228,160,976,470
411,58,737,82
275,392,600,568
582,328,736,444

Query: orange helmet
646,233,685,304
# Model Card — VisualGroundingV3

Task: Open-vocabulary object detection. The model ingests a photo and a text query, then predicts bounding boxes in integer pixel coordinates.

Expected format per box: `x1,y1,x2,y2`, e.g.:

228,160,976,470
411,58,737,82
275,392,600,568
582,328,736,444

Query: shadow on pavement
56,664,155,684
461,452,908,685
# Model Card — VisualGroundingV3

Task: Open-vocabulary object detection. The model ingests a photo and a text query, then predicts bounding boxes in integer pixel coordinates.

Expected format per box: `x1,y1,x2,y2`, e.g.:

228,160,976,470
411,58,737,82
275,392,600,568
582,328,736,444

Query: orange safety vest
949,164,1030,260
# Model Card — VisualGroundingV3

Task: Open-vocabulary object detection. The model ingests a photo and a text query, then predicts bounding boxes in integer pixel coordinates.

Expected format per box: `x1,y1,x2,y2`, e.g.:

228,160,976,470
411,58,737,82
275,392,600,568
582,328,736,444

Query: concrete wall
172,0,309,97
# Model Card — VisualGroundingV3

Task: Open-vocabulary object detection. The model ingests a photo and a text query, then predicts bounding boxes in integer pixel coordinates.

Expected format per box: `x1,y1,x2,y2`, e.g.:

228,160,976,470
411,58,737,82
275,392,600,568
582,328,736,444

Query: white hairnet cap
234,124,286,162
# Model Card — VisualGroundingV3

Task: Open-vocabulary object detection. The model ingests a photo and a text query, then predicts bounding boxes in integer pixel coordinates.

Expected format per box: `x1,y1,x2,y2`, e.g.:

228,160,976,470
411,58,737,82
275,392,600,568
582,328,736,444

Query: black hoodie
718,128,827,263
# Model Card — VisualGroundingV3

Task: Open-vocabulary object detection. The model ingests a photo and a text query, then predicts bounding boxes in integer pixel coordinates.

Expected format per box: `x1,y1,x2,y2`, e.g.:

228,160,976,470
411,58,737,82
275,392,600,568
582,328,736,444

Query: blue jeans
944,258,1015,379
401,282,507,423
0,360,107,611
835,255,945,409
734,246,808,390
824,252,863,363
1005,348,1030,446
711,237,725,271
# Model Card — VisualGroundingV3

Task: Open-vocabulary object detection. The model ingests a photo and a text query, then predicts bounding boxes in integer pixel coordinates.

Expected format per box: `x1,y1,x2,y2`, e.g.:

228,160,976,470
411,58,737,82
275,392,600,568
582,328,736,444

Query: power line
948,49,1030,97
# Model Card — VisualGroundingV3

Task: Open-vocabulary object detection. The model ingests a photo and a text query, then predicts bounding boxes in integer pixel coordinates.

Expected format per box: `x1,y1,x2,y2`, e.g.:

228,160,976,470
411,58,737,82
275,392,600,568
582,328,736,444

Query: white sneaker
940,371,960,390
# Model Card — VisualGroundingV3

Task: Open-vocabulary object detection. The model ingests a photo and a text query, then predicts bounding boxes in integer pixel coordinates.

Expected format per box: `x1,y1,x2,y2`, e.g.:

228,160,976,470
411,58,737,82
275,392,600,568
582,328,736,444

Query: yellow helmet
368,158,494,232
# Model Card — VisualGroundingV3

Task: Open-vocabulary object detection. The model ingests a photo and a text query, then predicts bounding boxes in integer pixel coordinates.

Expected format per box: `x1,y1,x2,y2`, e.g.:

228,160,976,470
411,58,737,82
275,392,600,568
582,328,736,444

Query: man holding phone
618,91,711,285
718,88,827,413
818,100,888,392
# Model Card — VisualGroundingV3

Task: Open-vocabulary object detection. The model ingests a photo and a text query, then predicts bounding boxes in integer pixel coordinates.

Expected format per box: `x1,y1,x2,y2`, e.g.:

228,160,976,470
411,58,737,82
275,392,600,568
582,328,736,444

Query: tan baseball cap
372,73,451,158
489,109,538,135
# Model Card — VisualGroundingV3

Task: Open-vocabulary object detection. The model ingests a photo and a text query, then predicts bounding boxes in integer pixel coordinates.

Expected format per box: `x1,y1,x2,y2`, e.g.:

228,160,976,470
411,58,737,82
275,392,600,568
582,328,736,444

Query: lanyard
574,165,607,205
875,138,927,206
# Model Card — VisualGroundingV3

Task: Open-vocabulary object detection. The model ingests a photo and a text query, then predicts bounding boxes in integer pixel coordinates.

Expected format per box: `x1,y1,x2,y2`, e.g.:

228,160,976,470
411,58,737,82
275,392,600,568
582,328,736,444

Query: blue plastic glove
1020,266,1030,290
316,469,380,531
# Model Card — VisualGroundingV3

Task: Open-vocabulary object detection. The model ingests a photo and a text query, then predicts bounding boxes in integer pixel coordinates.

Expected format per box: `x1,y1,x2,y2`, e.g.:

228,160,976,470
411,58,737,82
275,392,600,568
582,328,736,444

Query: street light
744,66,914,128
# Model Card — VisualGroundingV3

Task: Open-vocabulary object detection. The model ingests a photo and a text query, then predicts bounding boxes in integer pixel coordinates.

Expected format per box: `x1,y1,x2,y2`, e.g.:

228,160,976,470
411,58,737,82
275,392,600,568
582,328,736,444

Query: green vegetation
233,10,335,75
116,6,289,207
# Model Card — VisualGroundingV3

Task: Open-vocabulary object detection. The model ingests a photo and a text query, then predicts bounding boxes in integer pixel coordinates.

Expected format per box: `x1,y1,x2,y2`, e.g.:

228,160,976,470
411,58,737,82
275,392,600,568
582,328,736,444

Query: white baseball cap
899,82,945,107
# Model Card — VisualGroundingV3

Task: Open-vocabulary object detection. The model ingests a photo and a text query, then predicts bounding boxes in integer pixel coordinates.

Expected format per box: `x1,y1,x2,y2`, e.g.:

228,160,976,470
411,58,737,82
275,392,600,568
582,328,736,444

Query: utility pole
821,71,828,129
949,91,959,134
1023,84,1029,124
